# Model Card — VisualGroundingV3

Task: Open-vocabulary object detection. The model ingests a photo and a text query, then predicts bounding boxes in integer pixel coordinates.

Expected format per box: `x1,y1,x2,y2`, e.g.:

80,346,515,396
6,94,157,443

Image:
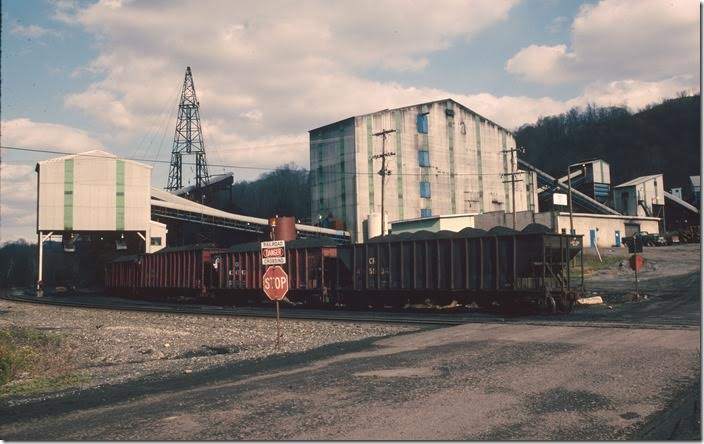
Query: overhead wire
0,145,528,178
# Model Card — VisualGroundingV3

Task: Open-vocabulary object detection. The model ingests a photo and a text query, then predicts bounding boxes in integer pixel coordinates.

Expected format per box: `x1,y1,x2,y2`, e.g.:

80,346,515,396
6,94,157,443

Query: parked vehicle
623,231,666,248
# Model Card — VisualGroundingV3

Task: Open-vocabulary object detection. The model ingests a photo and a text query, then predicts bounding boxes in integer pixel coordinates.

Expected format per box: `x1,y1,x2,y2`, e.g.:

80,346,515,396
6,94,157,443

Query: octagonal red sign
263,265,289,301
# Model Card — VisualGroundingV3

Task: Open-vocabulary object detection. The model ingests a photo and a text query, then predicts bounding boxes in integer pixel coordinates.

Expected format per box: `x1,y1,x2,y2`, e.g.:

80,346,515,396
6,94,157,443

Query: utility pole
372,129,396,237
566,162,584,235
567,167,574,235
501,147,525,230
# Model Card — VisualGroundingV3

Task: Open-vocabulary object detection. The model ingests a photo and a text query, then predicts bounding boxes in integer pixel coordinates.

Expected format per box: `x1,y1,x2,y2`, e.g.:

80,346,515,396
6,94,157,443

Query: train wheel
557,295,575,314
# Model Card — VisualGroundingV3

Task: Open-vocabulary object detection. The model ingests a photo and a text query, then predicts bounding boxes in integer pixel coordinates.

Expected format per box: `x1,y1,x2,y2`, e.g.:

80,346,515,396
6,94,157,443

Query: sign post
629,253,645,299
261,240,288,348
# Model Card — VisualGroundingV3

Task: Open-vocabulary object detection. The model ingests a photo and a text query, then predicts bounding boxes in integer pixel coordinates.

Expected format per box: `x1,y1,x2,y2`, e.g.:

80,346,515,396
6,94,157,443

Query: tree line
515,94,700,190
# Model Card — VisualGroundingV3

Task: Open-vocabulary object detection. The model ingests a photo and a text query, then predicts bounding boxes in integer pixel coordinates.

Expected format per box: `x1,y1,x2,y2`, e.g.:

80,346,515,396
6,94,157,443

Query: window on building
418,150,430,167
416,113,428,134
420,181,431,198
420,208,432,218
150,237,162,246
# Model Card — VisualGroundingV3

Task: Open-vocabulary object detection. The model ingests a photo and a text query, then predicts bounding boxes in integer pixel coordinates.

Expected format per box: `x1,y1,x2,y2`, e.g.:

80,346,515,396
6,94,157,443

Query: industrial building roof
614,174,662,188
35,149,152,169
309,98,513,135
173,172,234,196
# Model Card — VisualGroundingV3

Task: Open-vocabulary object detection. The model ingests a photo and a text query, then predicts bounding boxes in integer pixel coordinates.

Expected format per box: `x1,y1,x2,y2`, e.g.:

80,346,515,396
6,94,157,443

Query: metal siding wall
394,110,404,220
116,160,125,231
63,159,74,230
366,116,375,213
446,102,457,213
474,116,485,212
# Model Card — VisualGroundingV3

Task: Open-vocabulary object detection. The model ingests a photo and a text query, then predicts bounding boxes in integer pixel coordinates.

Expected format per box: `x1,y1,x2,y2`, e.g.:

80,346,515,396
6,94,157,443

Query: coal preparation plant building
310,99,538,242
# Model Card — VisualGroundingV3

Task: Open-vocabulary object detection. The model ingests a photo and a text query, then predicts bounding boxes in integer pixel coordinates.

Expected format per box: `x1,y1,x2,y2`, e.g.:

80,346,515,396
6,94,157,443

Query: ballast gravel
0,301,418,401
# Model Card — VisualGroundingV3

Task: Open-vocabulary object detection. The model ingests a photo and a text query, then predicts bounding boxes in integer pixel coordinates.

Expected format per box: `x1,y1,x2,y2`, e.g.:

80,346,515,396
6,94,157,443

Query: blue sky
1,0,700,242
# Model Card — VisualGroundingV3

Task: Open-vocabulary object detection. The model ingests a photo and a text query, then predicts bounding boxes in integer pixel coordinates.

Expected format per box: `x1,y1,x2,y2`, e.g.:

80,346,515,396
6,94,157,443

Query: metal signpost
261,241,288,348
629,253,645,299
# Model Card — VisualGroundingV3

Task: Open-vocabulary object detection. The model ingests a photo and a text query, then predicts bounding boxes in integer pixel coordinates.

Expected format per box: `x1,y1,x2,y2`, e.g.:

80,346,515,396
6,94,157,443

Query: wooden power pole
372,129,396,237
501,147,524,230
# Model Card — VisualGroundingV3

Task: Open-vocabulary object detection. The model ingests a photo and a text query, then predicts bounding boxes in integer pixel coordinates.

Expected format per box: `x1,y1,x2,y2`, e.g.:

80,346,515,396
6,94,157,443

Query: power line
0,145,523,178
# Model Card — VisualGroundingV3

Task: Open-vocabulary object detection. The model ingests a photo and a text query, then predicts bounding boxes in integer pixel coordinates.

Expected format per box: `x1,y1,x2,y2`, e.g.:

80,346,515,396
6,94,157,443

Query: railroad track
1,291,698,331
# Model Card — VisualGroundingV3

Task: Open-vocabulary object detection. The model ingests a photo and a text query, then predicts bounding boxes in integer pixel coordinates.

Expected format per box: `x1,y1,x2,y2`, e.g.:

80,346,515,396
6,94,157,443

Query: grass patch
0,326,83,397
582,255,624,276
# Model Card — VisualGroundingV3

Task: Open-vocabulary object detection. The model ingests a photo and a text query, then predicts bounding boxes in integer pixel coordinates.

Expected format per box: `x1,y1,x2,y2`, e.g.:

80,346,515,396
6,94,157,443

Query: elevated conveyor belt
518,159,621,215
664,191,699,214
150,188,350,242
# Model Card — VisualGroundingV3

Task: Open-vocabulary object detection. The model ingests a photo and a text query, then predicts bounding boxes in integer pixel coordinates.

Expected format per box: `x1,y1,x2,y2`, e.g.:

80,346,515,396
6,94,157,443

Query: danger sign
263,265,289,301
261,240,286,265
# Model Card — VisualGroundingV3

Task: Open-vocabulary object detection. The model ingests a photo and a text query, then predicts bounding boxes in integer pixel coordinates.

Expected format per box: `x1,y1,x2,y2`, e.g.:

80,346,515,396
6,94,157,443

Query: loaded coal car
208,238,348,306
340,224,583,313
104,244,219,300
104,224,583,314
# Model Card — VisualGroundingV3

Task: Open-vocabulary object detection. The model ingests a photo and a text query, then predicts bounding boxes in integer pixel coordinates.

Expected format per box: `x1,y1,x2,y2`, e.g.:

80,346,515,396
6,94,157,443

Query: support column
36,231,52,295
37,231,43,294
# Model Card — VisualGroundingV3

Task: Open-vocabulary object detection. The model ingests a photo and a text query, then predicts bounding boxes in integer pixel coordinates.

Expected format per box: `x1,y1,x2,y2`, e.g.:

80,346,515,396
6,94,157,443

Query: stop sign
263,265,289,301
629,254,645,272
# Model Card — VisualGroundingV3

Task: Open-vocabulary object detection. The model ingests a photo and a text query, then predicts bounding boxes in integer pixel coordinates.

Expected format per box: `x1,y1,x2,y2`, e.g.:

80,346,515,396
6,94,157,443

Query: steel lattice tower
166,66,210,191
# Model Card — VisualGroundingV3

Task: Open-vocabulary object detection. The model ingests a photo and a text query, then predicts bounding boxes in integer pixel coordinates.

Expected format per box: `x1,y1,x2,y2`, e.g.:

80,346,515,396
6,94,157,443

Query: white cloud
505,44,575,84
55,1,517,134
10,24,59,39
0,117,104,242
1,118,105,152
50,0,700,178
506,0,699,85
0,163,37,243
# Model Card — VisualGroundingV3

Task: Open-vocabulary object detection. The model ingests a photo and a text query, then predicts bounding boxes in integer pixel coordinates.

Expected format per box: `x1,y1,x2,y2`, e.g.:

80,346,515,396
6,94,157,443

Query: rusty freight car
105,244,219,299
209,238,346,305
105,224,583,313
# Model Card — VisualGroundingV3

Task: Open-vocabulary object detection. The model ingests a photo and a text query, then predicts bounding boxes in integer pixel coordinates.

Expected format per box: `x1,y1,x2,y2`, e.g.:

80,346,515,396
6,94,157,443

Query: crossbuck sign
261,240,286,265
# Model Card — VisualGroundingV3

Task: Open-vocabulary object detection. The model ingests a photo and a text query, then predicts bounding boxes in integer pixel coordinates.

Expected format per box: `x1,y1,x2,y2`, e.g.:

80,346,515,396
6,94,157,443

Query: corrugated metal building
37,150,152,233
612,174,665,218
309,99,538,242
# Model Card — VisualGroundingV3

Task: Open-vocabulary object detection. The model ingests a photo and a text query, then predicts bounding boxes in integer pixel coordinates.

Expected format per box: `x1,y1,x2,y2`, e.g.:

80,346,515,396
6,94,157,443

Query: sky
1,0,700,242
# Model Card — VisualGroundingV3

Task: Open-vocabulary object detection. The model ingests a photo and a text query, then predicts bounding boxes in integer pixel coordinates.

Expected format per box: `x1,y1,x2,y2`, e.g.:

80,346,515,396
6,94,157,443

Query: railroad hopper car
349,224,583,313
105,224,583,313
105,244,218,299
209,237,346,305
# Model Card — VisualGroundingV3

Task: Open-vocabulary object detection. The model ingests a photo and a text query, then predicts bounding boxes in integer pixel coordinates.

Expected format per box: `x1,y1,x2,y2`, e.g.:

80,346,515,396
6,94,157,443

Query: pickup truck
623,231,666,248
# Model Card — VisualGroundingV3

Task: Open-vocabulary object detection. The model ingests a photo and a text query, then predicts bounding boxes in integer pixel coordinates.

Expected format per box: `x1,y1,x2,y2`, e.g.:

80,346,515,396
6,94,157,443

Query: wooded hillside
515,94,700,189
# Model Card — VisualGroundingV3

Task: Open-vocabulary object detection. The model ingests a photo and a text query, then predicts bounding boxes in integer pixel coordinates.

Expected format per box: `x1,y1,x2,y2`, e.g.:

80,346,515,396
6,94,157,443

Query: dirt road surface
0,322,698,440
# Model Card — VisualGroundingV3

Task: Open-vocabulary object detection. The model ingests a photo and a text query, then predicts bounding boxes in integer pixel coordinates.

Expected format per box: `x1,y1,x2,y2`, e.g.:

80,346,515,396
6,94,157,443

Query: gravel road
1,322,698,440
0,301,418,403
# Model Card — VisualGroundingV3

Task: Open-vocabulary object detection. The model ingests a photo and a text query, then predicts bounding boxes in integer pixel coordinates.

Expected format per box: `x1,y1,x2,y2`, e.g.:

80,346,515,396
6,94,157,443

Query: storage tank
268,216,296,241
365,212,389,240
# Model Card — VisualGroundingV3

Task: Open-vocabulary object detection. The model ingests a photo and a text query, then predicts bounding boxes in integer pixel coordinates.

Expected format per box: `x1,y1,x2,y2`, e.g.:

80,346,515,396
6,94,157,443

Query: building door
614,230,621,247
625,223,640,237
589,229,597,248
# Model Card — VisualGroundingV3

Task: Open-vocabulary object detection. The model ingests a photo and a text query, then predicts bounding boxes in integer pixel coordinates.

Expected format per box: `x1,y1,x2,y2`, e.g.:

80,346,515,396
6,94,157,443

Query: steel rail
0,293,697,331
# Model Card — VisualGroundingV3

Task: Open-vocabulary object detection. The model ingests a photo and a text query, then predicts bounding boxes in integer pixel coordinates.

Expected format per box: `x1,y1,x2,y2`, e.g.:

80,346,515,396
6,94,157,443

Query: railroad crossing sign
262,265,289,301
261,240,286,265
